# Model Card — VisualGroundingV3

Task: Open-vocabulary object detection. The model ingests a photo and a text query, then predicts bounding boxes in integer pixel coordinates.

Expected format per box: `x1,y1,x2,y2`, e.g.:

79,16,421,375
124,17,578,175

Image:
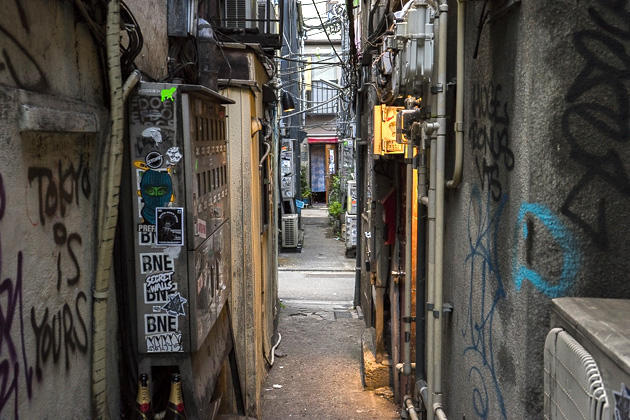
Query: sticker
166,147,183,165
140,252,175,274
145,313,178,335
146,332,183,352
161,87,177,102
138,224,156,246
614,383,630,420
142,127,163,146
139,169,174,224
161,292,187,317
130,96,175,127
144,271,177,303
197,219,207,239
156,207,184,246
145,151,164,169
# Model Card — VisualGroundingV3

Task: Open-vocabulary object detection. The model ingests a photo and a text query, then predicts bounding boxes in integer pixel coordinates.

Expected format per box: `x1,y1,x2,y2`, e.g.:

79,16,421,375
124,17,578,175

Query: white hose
269,333,282,366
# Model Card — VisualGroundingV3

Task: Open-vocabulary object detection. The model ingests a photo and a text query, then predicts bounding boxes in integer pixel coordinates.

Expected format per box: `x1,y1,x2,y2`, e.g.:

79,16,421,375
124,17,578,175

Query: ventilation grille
282,214,299,248
544,328,609,420
224,0,252,28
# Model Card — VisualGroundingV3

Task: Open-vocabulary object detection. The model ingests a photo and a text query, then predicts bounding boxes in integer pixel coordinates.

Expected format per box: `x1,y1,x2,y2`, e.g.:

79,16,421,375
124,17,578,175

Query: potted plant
300,165,311,206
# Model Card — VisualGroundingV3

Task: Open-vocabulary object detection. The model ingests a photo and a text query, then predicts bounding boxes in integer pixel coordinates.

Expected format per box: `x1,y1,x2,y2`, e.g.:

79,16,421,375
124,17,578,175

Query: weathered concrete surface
263,206,398,419
439,1,630,419
279,205,355,272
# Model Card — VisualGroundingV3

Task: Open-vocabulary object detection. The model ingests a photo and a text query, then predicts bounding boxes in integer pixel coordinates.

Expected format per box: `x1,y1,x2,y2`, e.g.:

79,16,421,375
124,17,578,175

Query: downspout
425,122,438,420
353,92,362,307
403,144,413,377
93,0,122,418
415,138,428,391
433,0,448,416
446,0,464,189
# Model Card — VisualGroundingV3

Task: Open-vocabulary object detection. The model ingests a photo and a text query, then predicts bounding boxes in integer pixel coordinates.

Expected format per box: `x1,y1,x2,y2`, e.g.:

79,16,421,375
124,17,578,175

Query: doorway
310,143,337,204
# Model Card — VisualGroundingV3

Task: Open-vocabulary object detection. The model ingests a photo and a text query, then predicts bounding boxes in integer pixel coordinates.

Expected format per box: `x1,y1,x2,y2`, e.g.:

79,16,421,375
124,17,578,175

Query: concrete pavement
261,205,398,419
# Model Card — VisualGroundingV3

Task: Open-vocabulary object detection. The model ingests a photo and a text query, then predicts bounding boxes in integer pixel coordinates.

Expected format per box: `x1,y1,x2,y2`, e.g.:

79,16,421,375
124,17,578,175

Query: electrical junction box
128,82,234,354
373,105,404,155
387,0,434,98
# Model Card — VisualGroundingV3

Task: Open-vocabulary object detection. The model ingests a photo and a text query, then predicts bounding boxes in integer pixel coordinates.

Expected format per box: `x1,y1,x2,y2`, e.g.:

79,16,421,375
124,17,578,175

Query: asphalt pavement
261,205,399,419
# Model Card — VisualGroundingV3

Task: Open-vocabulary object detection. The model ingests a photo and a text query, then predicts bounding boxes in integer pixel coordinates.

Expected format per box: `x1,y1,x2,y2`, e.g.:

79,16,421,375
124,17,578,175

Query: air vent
282,214,299,248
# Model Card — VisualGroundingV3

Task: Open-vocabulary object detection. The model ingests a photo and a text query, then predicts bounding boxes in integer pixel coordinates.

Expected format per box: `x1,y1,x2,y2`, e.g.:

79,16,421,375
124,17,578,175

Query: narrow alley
2,1,630,419
262,206,398,419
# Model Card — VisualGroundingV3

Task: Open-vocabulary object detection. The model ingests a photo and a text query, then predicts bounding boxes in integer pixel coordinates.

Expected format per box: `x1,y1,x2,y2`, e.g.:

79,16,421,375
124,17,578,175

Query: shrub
328,201,343,219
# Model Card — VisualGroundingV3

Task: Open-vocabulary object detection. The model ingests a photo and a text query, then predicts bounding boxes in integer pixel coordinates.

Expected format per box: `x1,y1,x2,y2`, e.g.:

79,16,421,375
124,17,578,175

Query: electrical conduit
92,0,122,418
447,0,465,189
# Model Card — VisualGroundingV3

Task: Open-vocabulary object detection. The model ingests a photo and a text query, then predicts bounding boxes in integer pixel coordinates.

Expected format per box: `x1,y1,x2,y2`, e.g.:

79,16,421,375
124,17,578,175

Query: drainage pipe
402,144,414,377
415,137,428,385
404,395,420,420
92,0,122,418
434,403,449,420
447,0,465,189
354,92,363,308
433,0,448,413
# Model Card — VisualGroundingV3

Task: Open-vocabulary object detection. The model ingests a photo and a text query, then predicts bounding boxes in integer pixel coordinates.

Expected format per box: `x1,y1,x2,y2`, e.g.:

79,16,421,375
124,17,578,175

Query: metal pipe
447,0,465,189
404,395,420,420
433,0,448,411
416,142,428,385
403,144,413,377
396,362,416,372
354,92,363,308
426,129,437,420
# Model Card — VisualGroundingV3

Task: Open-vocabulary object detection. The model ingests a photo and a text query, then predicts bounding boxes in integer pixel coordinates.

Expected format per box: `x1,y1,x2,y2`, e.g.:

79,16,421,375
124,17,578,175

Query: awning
307,137,338,144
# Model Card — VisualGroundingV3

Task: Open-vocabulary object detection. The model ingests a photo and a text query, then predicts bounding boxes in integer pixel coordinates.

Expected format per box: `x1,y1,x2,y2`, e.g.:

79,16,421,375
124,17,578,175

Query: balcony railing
212,0,282,50
308,80,338,115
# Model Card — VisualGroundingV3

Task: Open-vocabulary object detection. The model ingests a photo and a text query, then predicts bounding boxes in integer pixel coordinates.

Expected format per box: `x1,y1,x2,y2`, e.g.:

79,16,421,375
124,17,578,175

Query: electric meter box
128,82,234,354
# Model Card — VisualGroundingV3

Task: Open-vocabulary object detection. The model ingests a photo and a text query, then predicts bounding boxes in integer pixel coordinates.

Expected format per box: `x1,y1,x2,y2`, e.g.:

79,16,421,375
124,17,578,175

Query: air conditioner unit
545,298,630,420
224,0,256,28
282,214,299,248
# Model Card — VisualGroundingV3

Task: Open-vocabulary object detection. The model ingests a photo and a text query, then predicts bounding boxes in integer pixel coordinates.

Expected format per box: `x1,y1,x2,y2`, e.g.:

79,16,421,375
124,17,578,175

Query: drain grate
334,311,352,319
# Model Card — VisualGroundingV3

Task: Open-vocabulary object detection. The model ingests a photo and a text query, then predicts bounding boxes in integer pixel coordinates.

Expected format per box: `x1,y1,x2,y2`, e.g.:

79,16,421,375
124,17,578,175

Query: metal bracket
433,310,440,319
443,302,454,314
402,316,416,323
431,84,443,94
426,303,434,311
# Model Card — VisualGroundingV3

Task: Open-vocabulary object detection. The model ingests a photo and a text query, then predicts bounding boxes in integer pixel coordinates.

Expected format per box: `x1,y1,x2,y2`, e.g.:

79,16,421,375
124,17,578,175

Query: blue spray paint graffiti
512,202,581,298
462,185,507,419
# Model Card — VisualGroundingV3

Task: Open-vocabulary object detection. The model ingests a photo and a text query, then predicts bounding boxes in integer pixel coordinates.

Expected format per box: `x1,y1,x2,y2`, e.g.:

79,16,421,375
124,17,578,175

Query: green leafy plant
300,165,311,200
328,201,343,219
328,174,342,203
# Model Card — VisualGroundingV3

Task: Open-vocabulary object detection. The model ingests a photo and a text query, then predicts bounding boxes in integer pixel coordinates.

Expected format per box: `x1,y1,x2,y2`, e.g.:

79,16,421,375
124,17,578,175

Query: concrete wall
442,1,630,418
0,1,105,418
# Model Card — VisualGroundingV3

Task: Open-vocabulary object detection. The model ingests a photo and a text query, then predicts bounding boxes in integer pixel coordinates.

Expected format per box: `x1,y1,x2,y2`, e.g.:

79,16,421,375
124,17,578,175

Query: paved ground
261,205,399,419
278,205,355,272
